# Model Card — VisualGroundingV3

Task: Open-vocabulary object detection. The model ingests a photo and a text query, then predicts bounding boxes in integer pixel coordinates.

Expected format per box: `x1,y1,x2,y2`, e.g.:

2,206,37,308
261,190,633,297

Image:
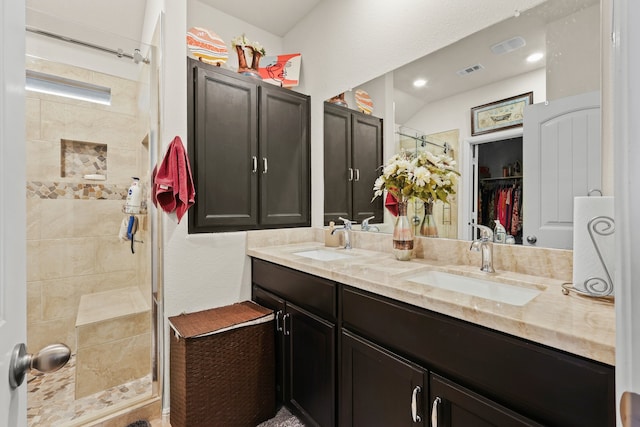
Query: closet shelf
480,175,522,182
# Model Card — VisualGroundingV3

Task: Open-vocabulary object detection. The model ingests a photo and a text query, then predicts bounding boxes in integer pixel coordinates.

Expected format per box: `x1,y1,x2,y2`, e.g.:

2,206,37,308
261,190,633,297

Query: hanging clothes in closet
478,179,523,243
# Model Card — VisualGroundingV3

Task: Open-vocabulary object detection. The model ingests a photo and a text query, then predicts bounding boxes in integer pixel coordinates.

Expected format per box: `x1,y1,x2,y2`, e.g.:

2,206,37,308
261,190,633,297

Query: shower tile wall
25,57,151,367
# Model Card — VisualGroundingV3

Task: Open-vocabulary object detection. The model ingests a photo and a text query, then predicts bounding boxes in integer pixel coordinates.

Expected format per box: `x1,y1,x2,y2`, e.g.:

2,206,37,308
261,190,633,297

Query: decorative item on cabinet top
355,89,373,115
257,53,302,88
327,92,348,107
186,27,228,66
232,33,266,80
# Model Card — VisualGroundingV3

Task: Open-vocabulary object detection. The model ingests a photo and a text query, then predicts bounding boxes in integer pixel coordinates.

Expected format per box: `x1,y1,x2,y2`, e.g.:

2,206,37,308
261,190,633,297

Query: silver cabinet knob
526,235,537,244
9,343,71,388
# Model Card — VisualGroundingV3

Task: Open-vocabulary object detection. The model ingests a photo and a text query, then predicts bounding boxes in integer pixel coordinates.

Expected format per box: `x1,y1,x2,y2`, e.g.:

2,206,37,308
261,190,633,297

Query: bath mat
125,421,150,427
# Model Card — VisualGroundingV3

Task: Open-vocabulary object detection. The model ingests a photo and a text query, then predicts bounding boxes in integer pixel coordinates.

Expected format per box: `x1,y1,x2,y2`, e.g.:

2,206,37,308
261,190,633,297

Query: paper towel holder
562,212,615,301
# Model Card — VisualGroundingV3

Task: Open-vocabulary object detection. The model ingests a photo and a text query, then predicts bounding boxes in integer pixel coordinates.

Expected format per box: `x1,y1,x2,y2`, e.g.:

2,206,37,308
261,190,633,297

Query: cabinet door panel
352,114,383,223
341,331,426,427
430,374,542,427
288,303,336,427
252,285,287,404
191,65,258,229
324,104,353,224
259,86,310,226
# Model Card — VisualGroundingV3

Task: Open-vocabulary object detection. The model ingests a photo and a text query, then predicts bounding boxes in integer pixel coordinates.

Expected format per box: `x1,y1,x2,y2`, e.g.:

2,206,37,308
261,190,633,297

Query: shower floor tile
27,354,152,426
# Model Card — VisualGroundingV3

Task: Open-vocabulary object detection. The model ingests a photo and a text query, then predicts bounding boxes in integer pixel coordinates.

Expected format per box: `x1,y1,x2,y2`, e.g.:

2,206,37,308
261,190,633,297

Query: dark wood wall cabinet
187,58,310,233
324,102,383,225
251,258,615,427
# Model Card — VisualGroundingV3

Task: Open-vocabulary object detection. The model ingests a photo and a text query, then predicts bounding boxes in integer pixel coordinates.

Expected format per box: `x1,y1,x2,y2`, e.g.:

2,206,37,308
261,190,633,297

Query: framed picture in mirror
471,92,533,136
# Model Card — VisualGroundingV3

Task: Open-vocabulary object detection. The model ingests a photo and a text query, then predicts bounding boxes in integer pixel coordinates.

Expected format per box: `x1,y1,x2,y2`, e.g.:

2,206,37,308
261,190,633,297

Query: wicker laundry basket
169,301,275,427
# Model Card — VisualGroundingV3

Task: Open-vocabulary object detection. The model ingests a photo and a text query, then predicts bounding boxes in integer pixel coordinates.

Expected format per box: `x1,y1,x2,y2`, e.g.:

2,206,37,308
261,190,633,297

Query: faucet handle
361,216,375,229
338,217,355,230
472,224,494,241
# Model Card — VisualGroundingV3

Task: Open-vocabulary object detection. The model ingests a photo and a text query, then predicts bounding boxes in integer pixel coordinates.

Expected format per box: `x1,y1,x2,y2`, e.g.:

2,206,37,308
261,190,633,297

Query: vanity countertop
247,241,615,366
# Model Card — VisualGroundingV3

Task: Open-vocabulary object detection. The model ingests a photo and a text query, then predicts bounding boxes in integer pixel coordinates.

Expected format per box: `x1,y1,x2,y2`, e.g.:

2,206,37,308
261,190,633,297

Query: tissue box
169,301,275,427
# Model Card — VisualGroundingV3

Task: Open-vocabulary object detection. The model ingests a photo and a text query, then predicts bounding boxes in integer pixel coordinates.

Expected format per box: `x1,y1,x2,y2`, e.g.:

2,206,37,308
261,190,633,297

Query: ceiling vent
456,64,485,76
490,36,526,55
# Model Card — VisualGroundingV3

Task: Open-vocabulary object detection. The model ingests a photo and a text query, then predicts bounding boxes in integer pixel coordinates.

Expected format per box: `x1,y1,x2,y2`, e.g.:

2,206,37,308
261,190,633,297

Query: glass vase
419,201,439,237
393,200,414,261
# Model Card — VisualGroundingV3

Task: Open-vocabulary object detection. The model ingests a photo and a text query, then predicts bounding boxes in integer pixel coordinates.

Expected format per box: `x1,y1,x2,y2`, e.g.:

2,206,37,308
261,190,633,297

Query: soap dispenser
493,220,506,244
325,221,340,247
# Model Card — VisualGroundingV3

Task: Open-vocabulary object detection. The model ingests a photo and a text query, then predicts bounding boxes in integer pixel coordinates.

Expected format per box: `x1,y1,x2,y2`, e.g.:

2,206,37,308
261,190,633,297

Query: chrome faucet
361,216,380,232
332,217,354,249
470,224,495,273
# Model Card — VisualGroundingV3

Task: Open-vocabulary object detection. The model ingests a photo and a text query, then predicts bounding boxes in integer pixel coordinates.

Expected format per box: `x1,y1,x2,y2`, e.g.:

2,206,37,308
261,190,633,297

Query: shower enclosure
24,8,161,426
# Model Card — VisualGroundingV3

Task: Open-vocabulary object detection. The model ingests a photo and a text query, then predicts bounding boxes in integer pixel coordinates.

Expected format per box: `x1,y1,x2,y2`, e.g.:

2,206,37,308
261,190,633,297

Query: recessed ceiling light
413,79,427,88
526,52,544,63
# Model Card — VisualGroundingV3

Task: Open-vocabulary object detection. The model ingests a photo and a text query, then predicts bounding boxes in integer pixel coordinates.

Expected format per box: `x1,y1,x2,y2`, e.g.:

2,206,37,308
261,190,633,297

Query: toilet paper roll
572,196,615,296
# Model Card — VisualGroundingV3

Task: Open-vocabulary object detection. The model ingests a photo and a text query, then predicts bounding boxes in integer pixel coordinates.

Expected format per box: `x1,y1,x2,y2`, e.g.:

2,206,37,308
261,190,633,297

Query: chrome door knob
9,343,71,388
526,235,537,244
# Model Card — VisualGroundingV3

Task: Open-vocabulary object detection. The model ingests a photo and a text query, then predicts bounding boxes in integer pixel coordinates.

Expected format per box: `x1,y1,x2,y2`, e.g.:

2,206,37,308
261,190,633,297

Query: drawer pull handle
275,310,283,332
411,385,422,423
431,396,441,427
348,168,354,181
283,313,291,336
355,168,360,181
252,156,258,173
263,157,268,174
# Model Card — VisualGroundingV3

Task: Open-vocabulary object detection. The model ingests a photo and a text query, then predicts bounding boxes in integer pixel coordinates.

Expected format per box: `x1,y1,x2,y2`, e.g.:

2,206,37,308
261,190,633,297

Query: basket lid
169,301,273,338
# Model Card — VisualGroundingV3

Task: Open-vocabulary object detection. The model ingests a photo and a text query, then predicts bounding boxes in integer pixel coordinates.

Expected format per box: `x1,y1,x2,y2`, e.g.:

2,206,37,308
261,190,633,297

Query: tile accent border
27,181,128,200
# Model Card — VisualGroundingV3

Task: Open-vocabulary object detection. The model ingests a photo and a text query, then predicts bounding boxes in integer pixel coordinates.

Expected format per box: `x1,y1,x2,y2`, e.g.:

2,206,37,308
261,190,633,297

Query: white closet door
523,91,601,249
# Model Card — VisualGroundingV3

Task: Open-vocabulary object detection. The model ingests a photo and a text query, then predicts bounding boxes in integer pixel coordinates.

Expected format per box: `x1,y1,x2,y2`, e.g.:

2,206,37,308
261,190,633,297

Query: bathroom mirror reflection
327,0,603,250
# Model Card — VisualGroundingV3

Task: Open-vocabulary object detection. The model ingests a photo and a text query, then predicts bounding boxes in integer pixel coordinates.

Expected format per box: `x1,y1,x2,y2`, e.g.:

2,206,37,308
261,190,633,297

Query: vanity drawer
252,258,336,321
341,285,615,427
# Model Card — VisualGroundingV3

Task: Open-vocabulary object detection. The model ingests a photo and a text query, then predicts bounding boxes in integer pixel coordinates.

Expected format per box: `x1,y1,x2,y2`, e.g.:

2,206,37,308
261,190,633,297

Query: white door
0,0,27,426
523,91,601,249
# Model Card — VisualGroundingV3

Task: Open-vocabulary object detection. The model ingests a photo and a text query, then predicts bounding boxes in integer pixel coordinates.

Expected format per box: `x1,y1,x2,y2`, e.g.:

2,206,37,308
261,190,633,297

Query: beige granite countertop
247,237,615,366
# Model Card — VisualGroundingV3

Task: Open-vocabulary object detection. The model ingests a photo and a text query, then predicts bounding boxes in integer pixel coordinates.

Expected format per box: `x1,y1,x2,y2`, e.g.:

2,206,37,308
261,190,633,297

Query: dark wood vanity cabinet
252,259,337,427
324,102,383,225
342,286,615,427
187,58,310,233
251,259,614,427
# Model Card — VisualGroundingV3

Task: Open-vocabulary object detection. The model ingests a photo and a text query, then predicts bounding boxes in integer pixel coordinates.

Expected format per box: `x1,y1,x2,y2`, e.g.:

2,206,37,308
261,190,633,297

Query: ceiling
197,0,322,37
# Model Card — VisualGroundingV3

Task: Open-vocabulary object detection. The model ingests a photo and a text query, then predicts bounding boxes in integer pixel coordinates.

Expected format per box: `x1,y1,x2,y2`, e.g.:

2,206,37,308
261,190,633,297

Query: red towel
385,192,398,217
152,136,195,223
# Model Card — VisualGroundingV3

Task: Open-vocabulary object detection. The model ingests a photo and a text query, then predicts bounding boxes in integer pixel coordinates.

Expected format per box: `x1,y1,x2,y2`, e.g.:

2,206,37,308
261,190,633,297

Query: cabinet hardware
355,169,360,181
348,168,354,181
411,385,422,423
252,156,258,173
263,157,268,174
275,310,283,332
431,396,441,427
283,313,291,335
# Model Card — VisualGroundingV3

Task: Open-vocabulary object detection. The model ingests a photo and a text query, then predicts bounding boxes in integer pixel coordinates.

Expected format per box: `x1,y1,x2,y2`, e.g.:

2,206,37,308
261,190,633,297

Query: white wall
546,3,601,101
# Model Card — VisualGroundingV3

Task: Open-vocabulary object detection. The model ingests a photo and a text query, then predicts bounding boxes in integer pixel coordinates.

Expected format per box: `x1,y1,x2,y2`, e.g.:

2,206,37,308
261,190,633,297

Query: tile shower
25,56,154,425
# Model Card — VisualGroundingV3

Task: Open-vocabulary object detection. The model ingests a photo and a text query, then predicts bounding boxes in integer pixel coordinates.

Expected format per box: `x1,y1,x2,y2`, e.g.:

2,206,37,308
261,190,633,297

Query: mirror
330,0,601,249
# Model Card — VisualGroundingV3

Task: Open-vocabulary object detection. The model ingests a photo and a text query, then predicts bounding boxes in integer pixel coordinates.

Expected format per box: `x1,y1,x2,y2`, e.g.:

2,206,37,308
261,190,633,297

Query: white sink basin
406,270,541,306
293,249,353,261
